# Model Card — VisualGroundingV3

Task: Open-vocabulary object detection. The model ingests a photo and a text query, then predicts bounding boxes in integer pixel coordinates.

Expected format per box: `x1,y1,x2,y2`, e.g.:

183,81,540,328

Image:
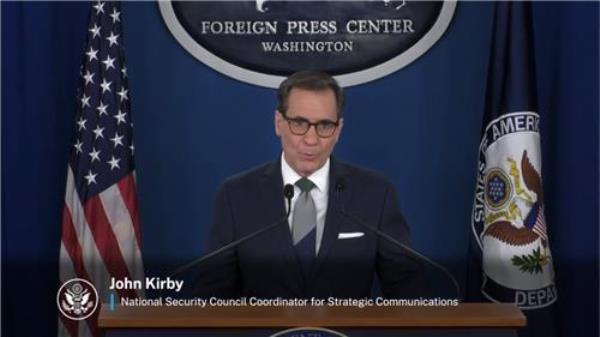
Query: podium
98,303,525,337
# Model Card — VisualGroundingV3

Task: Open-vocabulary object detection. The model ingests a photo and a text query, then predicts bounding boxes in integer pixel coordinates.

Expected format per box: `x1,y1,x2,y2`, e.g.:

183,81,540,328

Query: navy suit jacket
195,157,425,298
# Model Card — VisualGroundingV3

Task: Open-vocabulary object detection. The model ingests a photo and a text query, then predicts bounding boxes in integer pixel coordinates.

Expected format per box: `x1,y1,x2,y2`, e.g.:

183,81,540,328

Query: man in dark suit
197,71,424,299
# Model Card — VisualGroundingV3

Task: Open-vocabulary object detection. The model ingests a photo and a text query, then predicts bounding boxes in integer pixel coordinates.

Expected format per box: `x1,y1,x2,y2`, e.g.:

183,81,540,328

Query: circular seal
159,1,456,88
484,168,512,210
270,327,348,337
56,278,99,321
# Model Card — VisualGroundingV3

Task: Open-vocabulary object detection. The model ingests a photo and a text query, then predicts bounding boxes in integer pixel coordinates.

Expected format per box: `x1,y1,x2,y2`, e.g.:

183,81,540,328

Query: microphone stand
335,181,461,300
169,184,295,278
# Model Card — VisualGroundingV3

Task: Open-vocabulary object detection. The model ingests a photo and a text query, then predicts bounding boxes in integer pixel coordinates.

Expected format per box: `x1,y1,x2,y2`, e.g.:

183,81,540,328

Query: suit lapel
260,158,306,286
311,158,349,280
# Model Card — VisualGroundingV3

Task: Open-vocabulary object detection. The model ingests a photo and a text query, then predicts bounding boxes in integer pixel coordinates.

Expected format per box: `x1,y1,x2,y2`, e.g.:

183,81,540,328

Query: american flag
58,2,144,337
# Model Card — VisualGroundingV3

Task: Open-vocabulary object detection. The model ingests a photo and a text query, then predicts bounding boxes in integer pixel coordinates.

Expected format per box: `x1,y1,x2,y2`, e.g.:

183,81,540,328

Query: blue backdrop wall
2,2,598,337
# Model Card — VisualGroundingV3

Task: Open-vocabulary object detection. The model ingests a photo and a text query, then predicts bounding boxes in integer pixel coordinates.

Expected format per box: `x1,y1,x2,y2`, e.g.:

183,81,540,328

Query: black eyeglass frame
281,114,340,138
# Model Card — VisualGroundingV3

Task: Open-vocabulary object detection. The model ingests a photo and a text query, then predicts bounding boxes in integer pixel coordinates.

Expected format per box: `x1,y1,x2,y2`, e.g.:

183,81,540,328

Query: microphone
335,179,461,300
283,183,295,209
170,184,295,278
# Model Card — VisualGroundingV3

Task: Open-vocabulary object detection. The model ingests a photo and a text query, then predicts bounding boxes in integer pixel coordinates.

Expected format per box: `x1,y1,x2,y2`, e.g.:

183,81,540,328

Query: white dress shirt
281,153,329,254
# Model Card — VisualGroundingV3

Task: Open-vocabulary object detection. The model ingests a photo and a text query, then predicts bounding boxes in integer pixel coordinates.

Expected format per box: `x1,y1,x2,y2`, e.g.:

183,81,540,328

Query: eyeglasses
282,115,340,138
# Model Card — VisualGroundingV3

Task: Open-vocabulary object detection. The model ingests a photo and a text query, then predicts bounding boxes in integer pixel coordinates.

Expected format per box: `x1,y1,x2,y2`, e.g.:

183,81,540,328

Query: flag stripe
65,168,112,293
61,206,91,280
98,179,144,295
82,311,99,337
117,174,142,245
58,317,79,337
83,195,138,298
533,207,548,241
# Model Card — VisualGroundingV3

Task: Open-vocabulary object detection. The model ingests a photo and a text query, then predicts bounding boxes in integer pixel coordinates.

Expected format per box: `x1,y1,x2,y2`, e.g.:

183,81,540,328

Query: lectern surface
99,303,525,337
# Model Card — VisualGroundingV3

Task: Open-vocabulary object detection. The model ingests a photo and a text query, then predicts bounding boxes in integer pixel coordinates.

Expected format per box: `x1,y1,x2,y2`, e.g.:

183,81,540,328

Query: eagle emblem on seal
61,282,95,316
483,150,550,274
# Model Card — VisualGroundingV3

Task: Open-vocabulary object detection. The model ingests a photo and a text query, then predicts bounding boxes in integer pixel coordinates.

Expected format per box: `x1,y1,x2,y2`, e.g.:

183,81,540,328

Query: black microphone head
283,184,295,199
335,179,345,192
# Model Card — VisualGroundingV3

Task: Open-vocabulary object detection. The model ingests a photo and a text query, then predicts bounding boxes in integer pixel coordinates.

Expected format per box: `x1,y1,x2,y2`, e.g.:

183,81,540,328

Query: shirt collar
281,153,330,193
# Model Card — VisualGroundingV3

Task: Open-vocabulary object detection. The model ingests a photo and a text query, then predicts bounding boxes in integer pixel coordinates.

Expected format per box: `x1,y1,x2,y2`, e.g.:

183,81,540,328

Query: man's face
275,87,343,177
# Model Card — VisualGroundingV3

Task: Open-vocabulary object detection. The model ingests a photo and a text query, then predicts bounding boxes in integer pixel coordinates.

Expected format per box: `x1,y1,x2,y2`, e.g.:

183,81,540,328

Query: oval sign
270,327,348,337
159,1,456,88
